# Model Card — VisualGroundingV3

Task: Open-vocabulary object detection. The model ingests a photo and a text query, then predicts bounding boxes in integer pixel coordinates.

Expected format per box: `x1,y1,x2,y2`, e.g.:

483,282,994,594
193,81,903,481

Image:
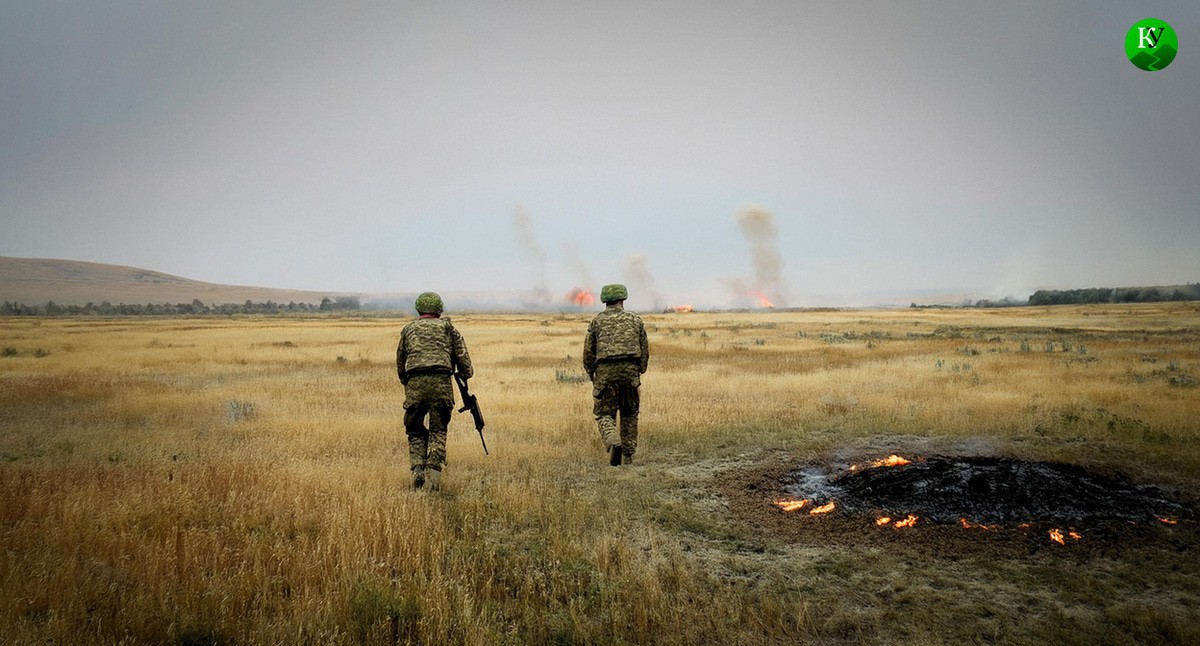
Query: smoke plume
624,252,664,311
512,206,551,304
735,204,788,307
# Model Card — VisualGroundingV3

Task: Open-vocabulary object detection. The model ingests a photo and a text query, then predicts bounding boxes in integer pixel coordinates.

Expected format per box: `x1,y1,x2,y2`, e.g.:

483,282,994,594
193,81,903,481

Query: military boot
609,444,622,467
411,466,426,490
621,452,634,466
425,468,442,492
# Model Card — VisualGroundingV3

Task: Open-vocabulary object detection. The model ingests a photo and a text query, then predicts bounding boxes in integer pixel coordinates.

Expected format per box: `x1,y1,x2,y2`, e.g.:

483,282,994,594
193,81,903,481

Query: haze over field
2,2,1198,308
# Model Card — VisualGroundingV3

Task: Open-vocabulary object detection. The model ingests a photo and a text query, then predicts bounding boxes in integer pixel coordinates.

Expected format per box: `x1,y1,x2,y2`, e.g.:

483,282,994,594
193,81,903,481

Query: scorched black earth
785,456,1187,524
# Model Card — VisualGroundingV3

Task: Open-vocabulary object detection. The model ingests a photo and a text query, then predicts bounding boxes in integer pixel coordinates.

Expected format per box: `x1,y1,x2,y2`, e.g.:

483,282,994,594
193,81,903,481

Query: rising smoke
512,206,552,304
624,252,663,311
735,204,788,308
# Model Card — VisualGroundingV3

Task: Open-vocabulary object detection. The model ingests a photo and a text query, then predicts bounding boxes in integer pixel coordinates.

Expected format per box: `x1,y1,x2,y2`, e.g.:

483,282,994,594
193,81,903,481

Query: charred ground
719,450,1198,559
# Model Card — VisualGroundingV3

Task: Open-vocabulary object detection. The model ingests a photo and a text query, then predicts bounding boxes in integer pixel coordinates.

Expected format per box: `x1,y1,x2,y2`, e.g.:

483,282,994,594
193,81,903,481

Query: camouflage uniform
583,294,649,464
397,309,472,487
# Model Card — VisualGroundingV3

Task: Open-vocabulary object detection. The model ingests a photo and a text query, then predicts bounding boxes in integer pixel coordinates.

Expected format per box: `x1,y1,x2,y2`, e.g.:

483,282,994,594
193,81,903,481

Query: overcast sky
2,1,1197,307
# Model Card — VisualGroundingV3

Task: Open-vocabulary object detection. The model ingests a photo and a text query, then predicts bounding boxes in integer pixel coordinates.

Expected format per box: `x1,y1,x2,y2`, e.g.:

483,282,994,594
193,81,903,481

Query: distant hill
0,256,352,306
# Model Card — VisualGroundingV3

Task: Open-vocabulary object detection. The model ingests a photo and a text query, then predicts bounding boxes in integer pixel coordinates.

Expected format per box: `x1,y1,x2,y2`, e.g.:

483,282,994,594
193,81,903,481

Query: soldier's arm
450,326,474,379
638,321,649,373
396,333,408,383
583,319,597,379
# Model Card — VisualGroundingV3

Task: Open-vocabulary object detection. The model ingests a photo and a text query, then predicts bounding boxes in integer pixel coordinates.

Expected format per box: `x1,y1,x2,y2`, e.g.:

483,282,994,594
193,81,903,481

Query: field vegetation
2,303,1199,644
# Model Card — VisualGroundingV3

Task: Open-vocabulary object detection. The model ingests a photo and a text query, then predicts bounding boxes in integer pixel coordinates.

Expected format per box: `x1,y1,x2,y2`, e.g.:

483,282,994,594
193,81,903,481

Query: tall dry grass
1,303,1199,644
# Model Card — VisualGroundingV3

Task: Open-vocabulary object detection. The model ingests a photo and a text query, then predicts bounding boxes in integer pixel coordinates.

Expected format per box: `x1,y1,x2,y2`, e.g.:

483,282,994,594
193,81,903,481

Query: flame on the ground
876,516,892,526
959,518,998,530
567,288,595,307
849,454,912,472
893,515,918,528
1048,528,1081,544
872,454,911,468
748,290,775,309
773,498,809,512
809,501,836,515
670,305,694,313
1157,516,1179,525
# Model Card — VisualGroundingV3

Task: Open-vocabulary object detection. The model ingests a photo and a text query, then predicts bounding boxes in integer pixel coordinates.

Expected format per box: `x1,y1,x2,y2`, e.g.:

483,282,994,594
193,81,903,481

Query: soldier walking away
583,284,649,466
396,292,473,490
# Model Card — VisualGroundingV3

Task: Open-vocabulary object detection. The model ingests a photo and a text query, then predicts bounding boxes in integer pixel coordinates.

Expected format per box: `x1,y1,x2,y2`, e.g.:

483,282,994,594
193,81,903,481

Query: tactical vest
593,310,643,360
403,318,456,373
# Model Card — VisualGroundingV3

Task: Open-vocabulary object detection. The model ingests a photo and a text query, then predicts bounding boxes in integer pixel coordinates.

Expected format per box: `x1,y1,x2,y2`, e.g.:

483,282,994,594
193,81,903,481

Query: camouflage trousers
403,374,454,473
592,360,641,457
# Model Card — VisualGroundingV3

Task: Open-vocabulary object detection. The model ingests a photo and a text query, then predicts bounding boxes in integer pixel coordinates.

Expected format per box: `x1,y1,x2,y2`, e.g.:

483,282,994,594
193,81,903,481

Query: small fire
849,454,912,472
893,515,918,529
1049,528,1065,545
960,518,998,531
567,288,595,307
1157,517,1179,525
670,305,695,313
876,516,892,526
748,290,775,309
872,455,911,468
809,501,836,515
773,499,809,512
1068,530,1083,540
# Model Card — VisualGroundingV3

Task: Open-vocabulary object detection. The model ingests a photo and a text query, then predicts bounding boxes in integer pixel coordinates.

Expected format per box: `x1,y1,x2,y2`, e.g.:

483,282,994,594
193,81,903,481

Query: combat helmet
415,292,444,314
600,284,628,303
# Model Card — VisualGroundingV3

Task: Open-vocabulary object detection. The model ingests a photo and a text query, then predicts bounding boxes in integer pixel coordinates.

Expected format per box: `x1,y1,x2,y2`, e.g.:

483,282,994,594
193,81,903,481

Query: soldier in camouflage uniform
396,292,473,490
583,284,649,466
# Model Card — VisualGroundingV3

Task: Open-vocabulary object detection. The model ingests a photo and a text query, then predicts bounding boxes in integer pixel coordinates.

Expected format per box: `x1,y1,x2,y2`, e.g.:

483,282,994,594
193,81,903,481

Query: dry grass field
2,303,1199,644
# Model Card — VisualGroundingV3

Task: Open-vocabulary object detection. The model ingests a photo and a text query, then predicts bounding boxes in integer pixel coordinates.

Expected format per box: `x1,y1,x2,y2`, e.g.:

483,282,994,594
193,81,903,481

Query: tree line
0,296,361,316
1028,286,1198,306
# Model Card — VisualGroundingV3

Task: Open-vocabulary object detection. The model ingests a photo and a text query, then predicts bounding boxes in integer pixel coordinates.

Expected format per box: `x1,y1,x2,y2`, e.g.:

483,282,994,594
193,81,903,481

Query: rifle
454,373,488,455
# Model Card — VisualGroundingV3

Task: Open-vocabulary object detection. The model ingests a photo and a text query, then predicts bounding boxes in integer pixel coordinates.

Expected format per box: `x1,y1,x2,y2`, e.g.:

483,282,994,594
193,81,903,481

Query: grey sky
2,1,1197,308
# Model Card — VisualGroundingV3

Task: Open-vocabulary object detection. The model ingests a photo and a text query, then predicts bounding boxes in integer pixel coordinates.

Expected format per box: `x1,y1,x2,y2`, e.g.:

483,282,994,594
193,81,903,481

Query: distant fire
670,305,695,313
567,288,595,307
1158,517,1179,525
960,518,998,531
875,516,891,526
893,514,918,529
748,290,775,309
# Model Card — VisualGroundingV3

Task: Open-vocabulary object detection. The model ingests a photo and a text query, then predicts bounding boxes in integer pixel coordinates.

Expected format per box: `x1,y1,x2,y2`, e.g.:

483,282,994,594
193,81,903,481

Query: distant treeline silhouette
1,296,361,316
1028,284,1199,306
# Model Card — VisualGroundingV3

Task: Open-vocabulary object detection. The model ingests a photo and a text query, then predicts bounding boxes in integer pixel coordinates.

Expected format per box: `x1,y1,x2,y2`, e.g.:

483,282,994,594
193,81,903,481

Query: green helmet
600,284,628,303
415,292,444,314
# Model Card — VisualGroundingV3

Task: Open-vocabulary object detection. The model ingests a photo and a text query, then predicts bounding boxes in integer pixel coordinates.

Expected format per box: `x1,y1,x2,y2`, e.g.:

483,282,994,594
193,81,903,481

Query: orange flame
670,305,694,313
809,501,836,515
876,516,892,526
1157,517,1179,525
773,499,809,512
872,455,911,468
1068,530,1082,540
568,288,595,307
960,518,998,531
1049,528,1065,545
748,290,775,309
893,515,918,528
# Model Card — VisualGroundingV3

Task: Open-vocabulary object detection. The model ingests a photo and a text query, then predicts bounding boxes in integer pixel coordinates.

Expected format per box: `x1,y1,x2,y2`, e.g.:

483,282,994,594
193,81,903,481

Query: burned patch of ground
818,456,1186,524
718,452,1197,557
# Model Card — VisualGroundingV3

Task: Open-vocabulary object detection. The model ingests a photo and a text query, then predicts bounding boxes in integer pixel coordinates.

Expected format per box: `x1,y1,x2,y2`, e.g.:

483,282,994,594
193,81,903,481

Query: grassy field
1,303,1198,644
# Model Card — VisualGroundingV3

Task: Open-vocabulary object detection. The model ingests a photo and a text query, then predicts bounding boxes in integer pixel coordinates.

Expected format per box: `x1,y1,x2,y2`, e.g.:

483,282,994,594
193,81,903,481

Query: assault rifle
454,373,488,455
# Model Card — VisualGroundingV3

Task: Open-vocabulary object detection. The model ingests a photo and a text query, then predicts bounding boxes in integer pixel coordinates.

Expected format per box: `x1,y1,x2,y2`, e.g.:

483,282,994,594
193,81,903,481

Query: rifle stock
454,373,488,455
